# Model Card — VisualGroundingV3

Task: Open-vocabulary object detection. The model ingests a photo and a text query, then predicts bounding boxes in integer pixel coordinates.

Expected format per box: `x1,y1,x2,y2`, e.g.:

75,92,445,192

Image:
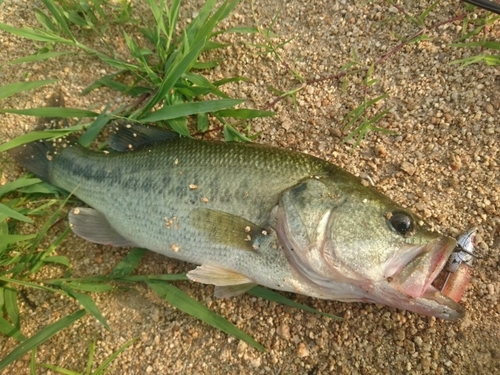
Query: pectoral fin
187,264,256,297
190,208,262,252
69,207,136,247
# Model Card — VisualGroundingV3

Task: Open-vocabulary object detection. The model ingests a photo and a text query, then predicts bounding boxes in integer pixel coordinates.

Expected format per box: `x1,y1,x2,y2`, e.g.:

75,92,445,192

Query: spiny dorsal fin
108,122,179,152
190,208,262,253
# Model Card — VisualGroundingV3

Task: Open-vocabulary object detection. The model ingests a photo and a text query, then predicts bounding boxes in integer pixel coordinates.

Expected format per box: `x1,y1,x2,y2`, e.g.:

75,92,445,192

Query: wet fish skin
50,137,330,261
9,124,464,320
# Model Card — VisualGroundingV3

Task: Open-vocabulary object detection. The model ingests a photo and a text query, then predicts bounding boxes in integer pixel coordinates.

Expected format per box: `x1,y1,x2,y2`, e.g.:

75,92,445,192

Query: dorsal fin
108,122,179,152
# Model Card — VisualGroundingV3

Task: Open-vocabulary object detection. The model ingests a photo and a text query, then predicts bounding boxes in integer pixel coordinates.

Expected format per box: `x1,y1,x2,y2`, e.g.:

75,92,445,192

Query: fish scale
9,123,467,320
49,138,329,278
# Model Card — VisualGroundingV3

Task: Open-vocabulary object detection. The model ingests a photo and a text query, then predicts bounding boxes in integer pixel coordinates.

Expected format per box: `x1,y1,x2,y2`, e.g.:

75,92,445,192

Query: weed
0,1,338,370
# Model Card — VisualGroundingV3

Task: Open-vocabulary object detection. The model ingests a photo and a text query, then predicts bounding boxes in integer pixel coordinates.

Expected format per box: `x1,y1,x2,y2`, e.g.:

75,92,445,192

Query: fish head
278,175,464,320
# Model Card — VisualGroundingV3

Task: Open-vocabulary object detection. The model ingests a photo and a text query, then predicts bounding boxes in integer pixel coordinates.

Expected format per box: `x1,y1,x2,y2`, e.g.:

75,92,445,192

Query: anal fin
69,207,136,247
215,284,256,298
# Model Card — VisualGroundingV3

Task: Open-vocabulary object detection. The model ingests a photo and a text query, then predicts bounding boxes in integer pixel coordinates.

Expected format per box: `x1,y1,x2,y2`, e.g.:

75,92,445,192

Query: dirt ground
0,1,499,374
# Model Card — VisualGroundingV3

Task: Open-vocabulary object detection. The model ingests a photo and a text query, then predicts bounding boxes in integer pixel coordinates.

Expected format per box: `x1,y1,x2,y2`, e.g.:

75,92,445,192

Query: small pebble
277,323,291,340
401,161,416,176
487,284,495,295
297,342,310,358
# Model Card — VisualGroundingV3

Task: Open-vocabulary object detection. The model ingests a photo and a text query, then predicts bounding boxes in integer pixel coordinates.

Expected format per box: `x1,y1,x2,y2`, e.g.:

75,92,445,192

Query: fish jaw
375,236,466,320
390,236,456,299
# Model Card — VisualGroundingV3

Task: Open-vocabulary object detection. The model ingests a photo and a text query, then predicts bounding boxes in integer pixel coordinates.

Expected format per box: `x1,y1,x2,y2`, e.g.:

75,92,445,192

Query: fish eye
387,211,414,235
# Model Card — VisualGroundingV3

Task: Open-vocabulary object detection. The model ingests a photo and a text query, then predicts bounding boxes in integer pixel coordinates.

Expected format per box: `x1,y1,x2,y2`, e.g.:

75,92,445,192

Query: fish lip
393,236,457,300
382,236,466,320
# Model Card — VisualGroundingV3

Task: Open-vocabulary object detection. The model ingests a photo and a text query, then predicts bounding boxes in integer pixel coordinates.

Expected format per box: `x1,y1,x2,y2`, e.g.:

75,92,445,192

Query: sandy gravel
0,1,499,374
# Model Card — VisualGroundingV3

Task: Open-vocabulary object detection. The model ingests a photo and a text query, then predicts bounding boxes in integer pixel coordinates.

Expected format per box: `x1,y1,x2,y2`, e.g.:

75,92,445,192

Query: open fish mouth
393,236,456,299
385,236,466,319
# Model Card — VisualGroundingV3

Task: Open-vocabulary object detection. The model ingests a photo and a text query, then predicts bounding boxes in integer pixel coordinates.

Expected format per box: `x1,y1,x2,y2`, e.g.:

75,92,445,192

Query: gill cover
277,178,354,287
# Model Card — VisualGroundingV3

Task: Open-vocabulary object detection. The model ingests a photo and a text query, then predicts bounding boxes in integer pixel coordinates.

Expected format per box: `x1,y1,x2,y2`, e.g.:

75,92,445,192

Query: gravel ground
1,1,499,374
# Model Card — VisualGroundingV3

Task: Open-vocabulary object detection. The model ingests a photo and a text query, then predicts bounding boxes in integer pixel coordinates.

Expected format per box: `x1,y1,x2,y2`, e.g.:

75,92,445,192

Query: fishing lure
441,227,477,303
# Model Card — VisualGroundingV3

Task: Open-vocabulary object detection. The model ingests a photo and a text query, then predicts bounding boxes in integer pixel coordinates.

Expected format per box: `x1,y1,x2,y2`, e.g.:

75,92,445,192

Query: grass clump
451,4,500,67
0,0,274,142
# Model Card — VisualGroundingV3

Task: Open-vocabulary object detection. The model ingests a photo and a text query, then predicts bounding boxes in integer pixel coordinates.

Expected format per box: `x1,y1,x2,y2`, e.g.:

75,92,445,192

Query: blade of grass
0,80,58,101
40,0,75,41
135,38,207,118
248,287,342,320
183,72,229,98
0,178,42,197
8,52,75,65
0,222,9,253
4,287,21,329
140,99,244,122
65,281,114,293
30,348,36,375
0,316,26,341
78,106,113,147
62,287,109,330
197,112,209,132
119,274,189,282
0,23,73,44
0,203,33,223
222,123,252,142
0,234,37,245
167,117,190,137
0,107,98,118
42,255,70,267
213,76,250,86
93,337,137,374
0,130,79,153
34,7,57,32
147,280,265,351
0,277,63,295
85,340,96,375
18,182,63,195
108,248,146,278
29,227,72,275
39,363,80,375
0,309,86,371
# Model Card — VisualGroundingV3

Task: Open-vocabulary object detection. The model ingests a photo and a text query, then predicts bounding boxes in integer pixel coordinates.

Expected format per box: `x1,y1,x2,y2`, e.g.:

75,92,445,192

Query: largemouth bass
9,123,465,320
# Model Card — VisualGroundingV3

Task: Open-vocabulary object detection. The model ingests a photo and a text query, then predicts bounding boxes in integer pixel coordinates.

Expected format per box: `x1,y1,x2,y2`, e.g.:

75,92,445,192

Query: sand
0,1,499,374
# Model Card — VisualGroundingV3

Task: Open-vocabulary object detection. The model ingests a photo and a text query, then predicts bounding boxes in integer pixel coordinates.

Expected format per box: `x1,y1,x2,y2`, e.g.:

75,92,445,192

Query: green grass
259,0,498,147
0,0,499,371
38,337,138,375
0,0,339,371
451,7,500,66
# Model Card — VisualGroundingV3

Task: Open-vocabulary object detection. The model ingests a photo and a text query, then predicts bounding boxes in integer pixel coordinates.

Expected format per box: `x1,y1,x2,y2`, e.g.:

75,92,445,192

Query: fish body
10,124,465,320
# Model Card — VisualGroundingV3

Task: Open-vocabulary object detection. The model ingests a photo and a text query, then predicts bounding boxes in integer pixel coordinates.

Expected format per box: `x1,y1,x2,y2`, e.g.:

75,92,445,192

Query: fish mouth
392,236,456,298
386,236,465,319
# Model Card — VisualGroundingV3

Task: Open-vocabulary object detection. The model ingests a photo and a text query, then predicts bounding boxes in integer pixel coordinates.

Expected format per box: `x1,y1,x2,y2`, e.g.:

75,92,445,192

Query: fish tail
8,140,56,182
9,90,72,182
